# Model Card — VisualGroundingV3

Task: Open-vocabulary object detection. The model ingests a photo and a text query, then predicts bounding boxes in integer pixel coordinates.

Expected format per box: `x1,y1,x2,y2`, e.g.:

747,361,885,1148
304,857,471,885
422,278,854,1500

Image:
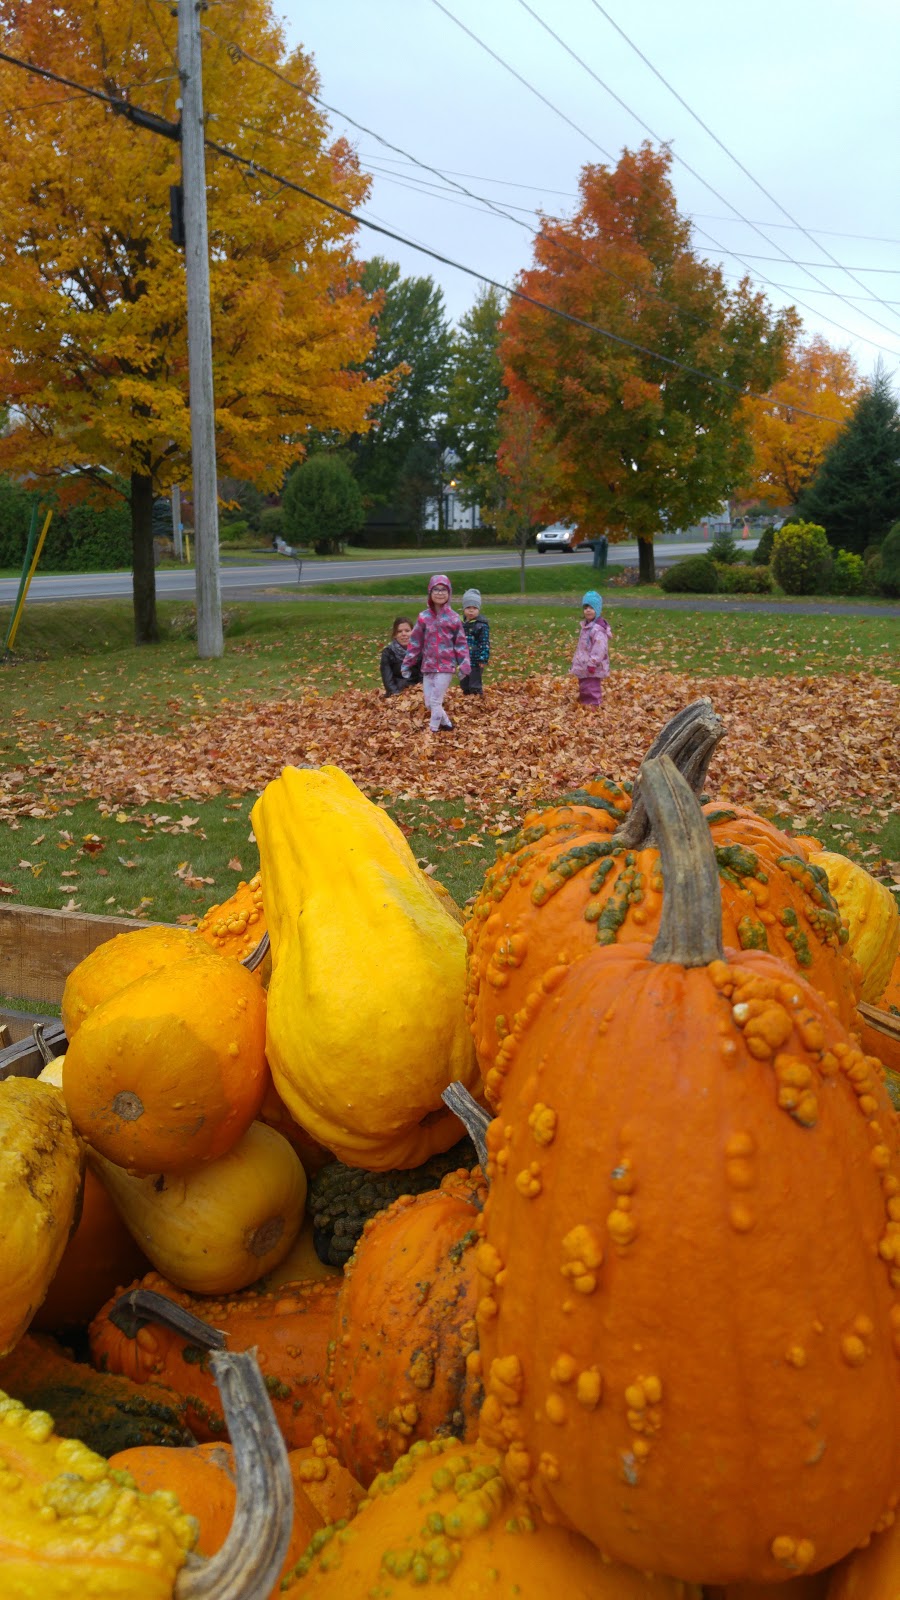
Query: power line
429,0,900,357
586,0,900,329
0,43,853,425
510,0,900,343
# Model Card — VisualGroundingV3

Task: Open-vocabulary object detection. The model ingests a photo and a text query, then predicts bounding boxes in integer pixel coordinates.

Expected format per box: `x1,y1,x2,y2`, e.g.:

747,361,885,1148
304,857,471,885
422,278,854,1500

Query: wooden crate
0,902,156,1044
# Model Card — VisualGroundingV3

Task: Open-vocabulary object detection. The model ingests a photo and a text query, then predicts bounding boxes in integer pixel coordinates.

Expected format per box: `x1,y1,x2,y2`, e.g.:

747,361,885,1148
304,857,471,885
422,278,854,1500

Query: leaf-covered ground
1,601,897,935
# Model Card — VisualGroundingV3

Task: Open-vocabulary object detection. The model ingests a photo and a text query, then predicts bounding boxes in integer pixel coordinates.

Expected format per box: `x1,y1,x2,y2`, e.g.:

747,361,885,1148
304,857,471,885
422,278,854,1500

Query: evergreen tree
446,286,507,506
796,365,900,553
350,258,452,507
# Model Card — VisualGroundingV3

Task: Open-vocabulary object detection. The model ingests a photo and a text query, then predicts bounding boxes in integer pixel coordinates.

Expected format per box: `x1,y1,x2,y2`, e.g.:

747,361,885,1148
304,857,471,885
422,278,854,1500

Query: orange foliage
743,334,862,505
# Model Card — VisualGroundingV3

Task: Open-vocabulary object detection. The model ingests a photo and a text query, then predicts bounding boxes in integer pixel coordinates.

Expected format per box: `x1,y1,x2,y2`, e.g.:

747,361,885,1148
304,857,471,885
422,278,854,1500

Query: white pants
423,672,453,730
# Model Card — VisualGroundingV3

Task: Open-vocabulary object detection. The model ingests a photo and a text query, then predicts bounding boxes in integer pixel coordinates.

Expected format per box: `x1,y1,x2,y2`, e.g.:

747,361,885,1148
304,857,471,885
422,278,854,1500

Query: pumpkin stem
642,755,724,967
31,1022,56,1066
110,1287,227,1349
614,699,724,849
176,1348,293,1600
441,1082,491,1171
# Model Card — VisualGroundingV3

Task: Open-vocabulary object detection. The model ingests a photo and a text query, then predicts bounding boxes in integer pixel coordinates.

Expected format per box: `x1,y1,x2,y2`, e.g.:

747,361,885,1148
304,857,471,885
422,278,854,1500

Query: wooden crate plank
0,1019,66,1080
0,1006,60,1045
0,903,157,1007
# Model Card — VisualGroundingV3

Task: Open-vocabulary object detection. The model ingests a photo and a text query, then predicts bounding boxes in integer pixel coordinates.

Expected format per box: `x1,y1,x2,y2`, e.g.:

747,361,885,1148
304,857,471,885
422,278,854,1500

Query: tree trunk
637,535,656,585
130,470,159,645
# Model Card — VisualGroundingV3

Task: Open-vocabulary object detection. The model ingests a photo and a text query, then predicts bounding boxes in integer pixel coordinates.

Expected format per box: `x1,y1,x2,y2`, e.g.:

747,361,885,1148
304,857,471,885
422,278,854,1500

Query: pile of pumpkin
1,698,899,1599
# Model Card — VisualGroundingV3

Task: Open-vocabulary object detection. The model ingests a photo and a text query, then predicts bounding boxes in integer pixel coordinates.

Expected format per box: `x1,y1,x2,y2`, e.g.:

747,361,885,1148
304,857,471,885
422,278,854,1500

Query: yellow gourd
90,1121,307,1295
0,1386,197,1598
810,849,900,1002
252,765,480,1170
0,1078,83,1357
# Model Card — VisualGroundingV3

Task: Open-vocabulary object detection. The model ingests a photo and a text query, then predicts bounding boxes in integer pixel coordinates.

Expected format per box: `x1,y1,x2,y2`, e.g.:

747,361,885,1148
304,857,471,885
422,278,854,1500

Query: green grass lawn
1,598,897,986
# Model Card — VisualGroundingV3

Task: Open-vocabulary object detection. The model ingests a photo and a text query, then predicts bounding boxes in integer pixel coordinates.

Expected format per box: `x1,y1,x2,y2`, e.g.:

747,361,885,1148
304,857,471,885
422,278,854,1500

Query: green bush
714,562,772,593
219,519,250,544
709,529,739,564
660,555,719,594
771,521,832,595
828,549,865,596
879,521,900,596
259,506,286,542
752,525,776,566
283,455,364,554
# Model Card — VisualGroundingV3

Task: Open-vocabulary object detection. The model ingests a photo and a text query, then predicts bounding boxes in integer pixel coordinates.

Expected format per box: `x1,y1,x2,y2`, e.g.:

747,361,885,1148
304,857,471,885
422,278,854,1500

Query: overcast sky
278,0,900,380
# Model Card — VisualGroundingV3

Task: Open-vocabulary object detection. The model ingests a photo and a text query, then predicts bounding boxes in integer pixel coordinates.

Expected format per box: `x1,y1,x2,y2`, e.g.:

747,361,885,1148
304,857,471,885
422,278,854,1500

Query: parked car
535,522,581,553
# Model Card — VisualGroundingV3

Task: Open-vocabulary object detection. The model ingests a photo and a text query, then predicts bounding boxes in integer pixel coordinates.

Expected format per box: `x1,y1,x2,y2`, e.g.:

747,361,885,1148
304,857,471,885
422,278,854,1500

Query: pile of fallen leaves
2,670,896,834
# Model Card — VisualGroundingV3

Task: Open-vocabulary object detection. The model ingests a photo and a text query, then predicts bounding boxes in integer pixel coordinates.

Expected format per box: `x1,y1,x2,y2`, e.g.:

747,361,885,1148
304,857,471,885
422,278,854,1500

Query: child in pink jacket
402,574,471,732
570,589,612,706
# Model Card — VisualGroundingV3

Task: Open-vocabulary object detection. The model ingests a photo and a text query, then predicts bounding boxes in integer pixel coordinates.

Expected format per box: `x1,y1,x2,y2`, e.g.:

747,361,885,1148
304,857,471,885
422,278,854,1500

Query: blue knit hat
582,590,603,616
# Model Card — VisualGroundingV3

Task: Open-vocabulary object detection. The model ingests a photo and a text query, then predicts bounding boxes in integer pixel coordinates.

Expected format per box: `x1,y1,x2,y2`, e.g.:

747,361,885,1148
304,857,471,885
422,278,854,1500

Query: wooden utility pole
177,0,223,657
170,483,183,561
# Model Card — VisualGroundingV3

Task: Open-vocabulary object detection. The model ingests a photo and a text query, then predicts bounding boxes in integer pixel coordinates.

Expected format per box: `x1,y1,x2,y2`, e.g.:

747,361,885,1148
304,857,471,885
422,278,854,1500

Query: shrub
879,521,900,596
283,454,364,554
660,555,719,594
259,506,286,542
714,563,772,594
828,549,865,596
709,529,739,564
771,521,832,595
219,519,249,544
752,525,776,566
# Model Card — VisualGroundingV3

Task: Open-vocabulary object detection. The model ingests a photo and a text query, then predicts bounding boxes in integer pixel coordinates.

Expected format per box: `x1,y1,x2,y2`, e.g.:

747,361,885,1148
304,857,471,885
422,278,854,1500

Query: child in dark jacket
460,588,490,696
380,617,419,696
570,588,612,706
401,574,471,732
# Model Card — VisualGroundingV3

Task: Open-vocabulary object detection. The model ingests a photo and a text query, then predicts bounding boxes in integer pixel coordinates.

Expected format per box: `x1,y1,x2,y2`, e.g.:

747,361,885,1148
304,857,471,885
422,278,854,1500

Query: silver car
535,522,580,553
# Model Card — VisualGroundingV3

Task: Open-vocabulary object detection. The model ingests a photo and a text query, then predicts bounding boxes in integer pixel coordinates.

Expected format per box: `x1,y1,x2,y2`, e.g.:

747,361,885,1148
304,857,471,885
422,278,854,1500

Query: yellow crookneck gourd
0,1078,83,1358
252,765,480,1170
810,848,900,1002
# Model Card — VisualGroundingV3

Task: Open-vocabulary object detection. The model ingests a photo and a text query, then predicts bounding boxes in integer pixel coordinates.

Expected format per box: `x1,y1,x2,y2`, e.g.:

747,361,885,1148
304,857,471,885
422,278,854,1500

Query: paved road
0,539,754,605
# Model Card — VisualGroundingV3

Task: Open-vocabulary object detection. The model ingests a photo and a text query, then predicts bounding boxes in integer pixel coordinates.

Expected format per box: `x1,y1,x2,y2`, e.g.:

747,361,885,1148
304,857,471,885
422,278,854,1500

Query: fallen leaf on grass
226,857,243,872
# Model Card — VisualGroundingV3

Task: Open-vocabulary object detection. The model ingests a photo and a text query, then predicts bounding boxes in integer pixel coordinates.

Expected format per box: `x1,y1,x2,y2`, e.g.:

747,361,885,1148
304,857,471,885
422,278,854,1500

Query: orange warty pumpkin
283,1436,699,1599
468,744,857,1108
63,949,268,1173
476,756,900,1586
326,1177,485,1484
90,1271,339,1449
195,871,268,964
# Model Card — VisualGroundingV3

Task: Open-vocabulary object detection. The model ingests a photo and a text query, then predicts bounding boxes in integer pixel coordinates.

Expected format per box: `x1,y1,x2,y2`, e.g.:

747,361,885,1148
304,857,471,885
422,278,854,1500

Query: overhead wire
585,0,900,329
0,42,852,425
430,0,900,356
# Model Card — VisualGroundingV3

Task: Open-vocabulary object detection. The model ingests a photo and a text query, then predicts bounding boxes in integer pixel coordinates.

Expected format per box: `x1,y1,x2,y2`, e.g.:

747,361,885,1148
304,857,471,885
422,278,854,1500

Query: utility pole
170,483,183,561
177,0,223,657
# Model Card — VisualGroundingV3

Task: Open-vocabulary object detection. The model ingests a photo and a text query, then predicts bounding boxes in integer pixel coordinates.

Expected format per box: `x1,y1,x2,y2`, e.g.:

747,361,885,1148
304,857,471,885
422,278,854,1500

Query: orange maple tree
742,333,862,506
500,144,797,581
0,0,390,641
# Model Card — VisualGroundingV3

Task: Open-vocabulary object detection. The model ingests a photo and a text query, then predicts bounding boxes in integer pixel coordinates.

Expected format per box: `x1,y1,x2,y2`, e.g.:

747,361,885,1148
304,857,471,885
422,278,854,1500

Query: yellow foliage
0,0,392,494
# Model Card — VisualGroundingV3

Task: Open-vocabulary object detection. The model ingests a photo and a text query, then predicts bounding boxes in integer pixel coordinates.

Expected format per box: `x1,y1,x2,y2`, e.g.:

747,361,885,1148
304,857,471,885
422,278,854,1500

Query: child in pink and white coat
401,573,471,732
570,588,612,705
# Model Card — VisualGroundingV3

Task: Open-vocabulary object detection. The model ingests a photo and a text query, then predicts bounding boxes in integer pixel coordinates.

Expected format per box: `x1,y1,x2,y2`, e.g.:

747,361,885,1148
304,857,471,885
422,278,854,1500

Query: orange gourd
283,1436,699,1599
90,1271,339,1449
326,1177,485,1484
110,1439,329,1585
61,924,211,1038
476,756,900,1586
289,1435,366,1526
195,871,267,963
31,1167,149,1333
63,949,268,1173
468,741,857,1107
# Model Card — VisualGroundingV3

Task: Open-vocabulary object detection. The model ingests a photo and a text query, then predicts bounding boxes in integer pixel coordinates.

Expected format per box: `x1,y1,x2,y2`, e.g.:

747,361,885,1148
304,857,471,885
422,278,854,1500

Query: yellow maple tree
0,0,390,640
743,333,862,507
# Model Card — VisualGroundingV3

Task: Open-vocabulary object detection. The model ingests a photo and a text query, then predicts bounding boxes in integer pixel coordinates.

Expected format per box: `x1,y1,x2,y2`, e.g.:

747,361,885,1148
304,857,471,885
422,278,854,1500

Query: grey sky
279,0,900,376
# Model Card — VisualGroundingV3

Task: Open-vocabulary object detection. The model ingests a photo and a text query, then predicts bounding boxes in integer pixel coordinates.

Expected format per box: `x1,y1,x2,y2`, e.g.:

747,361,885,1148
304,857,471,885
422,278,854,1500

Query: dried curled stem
614,699,725,849
442,1081,491,1171
641,755,724,968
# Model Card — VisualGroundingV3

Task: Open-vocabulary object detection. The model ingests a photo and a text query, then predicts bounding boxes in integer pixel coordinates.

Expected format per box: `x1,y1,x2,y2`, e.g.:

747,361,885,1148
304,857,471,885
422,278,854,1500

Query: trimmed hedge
659,555,719,594
714,563,772,593
771,521,832,595
0,483,132,572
